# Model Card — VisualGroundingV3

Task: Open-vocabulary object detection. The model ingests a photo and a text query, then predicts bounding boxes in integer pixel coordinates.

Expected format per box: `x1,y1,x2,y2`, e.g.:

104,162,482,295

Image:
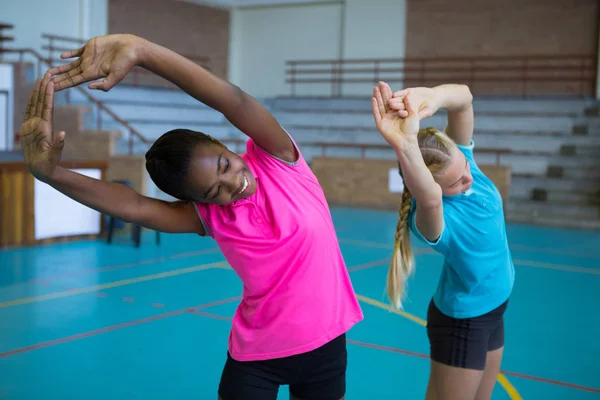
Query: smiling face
145,129,257,205
186,143,257,205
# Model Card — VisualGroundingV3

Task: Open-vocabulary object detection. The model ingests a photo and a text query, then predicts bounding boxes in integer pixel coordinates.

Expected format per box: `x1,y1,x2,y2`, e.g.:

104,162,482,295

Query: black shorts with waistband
426,298,509,371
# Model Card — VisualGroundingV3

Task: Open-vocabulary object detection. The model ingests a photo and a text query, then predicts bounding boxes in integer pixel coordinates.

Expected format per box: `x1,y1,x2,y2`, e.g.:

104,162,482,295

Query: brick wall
405,0,599,95
108,0,229,88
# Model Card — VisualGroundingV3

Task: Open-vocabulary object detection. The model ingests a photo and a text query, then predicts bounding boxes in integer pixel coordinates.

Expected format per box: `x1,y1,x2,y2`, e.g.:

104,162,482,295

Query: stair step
517,191,600,206
506,200,600,219
511,175,600,196
506,213,600,230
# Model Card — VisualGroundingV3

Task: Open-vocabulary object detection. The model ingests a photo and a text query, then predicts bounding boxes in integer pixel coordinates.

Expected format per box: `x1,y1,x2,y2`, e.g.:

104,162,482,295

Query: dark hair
145,129,223,200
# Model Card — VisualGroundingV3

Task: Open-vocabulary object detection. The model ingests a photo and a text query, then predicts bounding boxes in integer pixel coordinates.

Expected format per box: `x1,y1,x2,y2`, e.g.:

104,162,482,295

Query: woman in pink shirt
20,34,363,400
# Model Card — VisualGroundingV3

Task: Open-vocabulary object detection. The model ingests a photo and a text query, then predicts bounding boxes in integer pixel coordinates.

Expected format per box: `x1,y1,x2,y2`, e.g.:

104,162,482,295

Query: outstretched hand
48,34,140,92
19,74,65,180
371,81,420,150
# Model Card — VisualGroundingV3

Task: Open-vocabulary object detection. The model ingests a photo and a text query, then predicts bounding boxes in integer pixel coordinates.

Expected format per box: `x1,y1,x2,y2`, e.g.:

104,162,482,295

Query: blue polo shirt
409,141,515,318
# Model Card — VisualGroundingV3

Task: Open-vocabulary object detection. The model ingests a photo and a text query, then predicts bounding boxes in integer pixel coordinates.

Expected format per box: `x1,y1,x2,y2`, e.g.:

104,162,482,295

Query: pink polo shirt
194,136,363,362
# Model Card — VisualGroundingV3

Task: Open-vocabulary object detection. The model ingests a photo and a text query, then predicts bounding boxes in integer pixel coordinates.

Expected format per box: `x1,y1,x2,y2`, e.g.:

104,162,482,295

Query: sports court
1,207,598,399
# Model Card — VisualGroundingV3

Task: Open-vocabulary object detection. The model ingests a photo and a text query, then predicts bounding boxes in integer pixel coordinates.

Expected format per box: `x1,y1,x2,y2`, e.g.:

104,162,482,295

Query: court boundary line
27,247,221,285
339,238,600,275
0,261,229,309
188,309,600,395
354,294,524,398
0,296,241,359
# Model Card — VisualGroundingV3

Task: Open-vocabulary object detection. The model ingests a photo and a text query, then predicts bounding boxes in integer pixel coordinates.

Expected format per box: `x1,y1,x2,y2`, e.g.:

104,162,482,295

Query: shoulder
456,139,475,162
245,128,315,178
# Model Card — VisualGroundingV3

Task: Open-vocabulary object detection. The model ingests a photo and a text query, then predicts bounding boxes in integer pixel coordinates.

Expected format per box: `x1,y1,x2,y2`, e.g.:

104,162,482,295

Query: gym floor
1,207,599,399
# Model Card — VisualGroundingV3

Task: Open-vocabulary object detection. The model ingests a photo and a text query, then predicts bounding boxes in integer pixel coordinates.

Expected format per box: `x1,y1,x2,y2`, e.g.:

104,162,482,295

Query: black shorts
218,334,347,400
427,299,509,371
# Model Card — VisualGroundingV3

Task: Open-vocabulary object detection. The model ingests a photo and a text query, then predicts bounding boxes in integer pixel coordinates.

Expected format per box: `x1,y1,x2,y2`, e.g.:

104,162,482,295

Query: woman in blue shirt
371,82,515,400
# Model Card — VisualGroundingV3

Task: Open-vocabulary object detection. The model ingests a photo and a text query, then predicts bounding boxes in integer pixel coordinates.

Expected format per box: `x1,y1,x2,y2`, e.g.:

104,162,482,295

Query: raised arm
372,82,443,242
388,84,474,146
19,75,204,235
48,34,296,163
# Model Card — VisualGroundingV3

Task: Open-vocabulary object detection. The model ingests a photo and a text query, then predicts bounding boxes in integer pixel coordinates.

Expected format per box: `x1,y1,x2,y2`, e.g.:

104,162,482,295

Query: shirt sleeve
408,203,453,257
245,128,316,179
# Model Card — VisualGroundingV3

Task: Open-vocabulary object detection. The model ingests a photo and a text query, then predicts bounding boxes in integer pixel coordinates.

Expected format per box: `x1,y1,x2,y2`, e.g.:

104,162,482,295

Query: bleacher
51,81,600,229
4,28,599,230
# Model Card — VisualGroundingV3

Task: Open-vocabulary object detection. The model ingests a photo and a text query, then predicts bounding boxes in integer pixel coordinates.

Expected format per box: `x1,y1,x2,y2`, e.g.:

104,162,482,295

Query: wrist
41,165,65,185
131,35,151,67
394,137,419,158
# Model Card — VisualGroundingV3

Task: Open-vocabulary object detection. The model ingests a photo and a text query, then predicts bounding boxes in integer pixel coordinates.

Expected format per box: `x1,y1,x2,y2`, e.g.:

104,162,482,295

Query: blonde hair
387,128,455,309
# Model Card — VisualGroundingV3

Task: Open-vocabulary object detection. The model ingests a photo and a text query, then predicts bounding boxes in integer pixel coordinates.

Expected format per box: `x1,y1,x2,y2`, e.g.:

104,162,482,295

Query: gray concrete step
506,199,600,220
506,212,600,230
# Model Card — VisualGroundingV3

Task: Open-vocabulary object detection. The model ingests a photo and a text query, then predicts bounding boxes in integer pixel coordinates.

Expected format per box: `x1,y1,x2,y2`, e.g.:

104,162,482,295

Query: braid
386,127,453,308
387,186,415,309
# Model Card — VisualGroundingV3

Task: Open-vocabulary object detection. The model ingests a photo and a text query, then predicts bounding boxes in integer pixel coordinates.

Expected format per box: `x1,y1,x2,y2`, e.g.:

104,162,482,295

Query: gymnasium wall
1,0,108,59
228,0,407,98
405,0,599,96
108,0,230,80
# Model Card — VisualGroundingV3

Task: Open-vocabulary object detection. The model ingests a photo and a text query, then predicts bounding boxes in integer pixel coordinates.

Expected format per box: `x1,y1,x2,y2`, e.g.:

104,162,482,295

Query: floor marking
510,243,600,260
0,296,242,358
513,259,600,275
28,247,221,285
341,238,600,274
355,294,522,400
0,262,228,309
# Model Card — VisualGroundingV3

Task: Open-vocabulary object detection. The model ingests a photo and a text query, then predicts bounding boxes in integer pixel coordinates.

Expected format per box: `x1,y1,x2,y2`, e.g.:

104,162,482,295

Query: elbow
416,185,443,210
462,85,473,104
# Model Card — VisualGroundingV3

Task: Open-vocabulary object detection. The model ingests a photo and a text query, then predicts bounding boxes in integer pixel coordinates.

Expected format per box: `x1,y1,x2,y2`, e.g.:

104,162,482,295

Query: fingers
388,98,406,110
52,63,89,91
30,78,42,118
374,86,386,118
371,97,382,125
53,130,66,148
379,81,393,104
393,89,409,98
42,81,55,122
61,46,84,59
47,58,82,80
88,73,117,92
404,95,417,115
24,87,35,121
36,73,52,118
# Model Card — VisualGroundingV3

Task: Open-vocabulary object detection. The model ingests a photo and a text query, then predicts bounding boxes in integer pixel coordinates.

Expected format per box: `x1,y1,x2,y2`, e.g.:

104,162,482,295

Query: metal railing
219,138,512,166
286,54,597,97
4,48,152,153
0,23,14,62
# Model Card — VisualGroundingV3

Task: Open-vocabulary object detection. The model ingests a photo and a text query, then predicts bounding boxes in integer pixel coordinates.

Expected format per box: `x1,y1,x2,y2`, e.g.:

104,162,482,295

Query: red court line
188,310,233,322
29,248,220,285
347,339,599,394
177,307,600,394
347,249,434,273
510,244,600,260
348,258,390,272
0,296,241,359
500,371,600,394
347,339,429,359
193,296,241,311
0,308,188,358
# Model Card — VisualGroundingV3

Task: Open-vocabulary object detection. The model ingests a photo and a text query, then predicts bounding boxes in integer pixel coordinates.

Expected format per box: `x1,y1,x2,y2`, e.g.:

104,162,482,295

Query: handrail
285,54,597,97
4,48,151,153
219,138,512,166
0,22,14,62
